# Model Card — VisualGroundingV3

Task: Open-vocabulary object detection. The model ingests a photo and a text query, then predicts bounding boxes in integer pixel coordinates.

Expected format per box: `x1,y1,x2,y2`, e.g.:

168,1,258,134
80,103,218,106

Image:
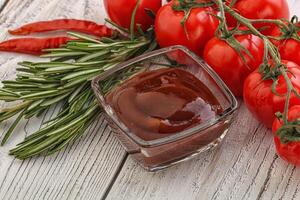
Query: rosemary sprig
0,32,153,159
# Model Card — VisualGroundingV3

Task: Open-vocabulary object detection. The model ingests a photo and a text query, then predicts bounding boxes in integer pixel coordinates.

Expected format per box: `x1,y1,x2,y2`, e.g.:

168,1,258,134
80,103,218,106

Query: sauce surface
106,68,222,141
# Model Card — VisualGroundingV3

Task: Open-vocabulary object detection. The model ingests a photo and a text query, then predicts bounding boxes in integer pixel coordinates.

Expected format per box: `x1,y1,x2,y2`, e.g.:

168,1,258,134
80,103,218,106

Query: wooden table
0,0,299,199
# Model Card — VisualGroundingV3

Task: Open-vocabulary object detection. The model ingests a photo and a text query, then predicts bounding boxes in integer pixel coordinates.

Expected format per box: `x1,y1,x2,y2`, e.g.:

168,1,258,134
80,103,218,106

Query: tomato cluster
104,0,300,166
226,0,290,34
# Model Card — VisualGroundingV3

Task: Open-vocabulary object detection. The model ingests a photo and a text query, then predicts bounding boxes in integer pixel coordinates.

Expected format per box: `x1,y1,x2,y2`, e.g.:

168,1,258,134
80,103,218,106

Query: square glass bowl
91,45,238,172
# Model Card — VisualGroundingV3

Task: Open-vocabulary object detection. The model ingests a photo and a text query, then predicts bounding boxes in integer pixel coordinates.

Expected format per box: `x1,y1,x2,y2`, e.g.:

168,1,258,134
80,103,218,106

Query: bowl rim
91,45,239,148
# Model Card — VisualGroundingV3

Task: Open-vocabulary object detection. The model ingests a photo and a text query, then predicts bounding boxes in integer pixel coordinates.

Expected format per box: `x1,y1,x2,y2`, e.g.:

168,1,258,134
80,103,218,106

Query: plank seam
210,124,262,200
101,153,129,200
6,106,58,200
63,119,106,200
256,154,279,200
291,182,300,200
0,0,10,14
20,106,64,200
278,166,297,200
48,120,100,200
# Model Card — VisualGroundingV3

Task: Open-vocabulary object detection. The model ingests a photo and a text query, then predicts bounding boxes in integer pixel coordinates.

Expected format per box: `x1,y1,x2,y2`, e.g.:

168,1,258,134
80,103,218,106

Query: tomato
104,0,162,31
272,105,300,166
226,0,290,34
155,1,219,56
203,33,264,97
244,60,300,128
270,25,300,66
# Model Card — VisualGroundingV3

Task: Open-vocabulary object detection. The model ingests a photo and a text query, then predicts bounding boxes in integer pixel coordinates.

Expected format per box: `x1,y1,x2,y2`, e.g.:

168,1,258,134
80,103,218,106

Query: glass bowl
91,45,238,172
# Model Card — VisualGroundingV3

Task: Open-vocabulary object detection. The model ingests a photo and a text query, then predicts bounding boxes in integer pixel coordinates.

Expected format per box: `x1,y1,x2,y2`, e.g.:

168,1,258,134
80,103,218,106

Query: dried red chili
0,37,71,55
9,19,113,38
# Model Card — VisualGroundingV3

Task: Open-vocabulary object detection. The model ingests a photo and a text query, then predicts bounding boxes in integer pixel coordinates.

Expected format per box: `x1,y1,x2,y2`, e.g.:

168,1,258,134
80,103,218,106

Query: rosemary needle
0,31,154,159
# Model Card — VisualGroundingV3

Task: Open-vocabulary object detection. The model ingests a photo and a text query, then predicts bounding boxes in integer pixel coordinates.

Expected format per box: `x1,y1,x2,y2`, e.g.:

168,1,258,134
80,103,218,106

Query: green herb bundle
0,32,154,159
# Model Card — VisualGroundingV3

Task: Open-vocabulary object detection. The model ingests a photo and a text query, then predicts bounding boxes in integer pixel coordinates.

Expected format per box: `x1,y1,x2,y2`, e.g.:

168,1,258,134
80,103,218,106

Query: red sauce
106,68,222,141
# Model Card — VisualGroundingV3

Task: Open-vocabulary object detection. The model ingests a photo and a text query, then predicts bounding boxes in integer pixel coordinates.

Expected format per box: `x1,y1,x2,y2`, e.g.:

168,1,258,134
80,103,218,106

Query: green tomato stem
280,68,293,124
249,18,290,31
130,0,142,41
214,0,230,36
222,3,297,128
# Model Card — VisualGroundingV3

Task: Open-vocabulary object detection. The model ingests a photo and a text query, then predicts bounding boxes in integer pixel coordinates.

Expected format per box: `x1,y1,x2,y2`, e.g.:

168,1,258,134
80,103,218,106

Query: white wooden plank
0,0,126,199
1,0,300,200
105,104,276,200
249,1,300,199
106,1,300,200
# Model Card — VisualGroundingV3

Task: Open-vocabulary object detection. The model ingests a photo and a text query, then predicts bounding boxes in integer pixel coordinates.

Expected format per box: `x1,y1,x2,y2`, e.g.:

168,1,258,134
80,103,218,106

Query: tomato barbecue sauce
106,68,222,141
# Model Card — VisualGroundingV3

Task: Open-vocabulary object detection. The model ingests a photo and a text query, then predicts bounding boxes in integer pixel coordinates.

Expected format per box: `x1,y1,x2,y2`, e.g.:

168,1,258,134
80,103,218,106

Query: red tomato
226,0,290,34
270,25,300,66
272,105,300,166
244,60,300,128
104,0,162,31
203,34,264,97
155,1,219,56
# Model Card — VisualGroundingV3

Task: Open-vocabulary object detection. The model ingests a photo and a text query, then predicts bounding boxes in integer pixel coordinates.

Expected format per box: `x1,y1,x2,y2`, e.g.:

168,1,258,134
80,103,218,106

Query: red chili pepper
9,19,113,37
0,37,71,55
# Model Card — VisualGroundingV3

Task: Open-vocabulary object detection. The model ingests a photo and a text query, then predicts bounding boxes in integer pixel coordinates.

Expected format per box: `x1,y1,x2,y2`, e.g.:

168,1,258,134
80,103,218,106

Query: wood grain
0,0,9,12
0,0,126,200
0,0,300,200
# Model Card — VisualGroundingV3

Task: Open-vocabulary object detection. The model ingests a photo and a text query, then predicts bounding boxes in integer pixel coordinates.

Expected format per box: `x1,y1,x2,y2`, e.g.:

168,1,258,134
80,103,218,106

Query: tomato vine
222,2,300,142
171,0,300,143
